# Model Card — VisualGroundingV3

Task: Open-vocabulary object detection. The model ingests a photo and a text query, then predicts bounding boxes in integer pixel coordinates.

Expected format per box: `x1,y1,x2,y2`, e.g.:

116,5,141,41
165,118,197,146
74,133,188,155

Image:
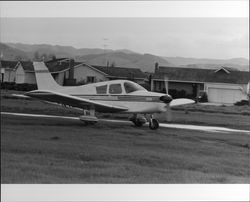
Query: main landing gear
129,114,159,130
149,115,159,130
79,109,98,125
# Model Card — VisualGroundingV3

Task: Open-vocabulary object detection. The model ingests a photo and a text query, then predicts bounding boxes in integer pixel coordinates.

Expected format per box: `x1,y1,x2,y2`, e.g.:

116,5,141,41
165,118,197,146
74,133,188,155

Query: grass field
1,90,250,183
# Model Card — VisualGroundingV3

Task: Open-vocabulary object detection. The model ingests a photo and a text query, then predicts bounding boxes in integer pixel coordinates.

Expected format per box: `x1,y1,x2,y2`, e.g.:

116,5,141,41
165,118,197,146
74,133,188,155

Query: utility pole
103,38,109,67
248,64,250,104
0,51,4,83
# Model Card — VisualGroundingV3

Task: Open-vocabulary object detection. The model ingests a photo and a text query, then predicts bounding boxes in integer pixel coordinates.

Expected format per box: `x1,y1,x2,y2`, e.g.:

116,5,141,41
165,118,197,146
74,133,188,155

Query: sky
0,1,249,59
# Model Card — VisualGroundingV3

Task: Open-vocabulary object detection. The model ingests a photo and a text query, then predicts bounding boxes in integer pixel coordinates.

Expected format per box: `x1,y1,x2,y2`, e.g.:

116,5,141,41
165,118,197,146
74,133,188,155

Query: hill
163,56,249,71
76,52,171,72
0,43,29,61
6,42,128,58
2,43,170,72
1,42,249,72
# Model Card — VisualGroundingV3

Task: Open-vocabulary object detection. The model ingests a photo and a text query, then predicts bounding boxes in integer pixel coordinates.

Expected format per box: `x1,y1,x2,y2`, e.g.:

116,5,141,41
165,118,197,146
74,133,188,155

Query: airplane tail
33,62,62,90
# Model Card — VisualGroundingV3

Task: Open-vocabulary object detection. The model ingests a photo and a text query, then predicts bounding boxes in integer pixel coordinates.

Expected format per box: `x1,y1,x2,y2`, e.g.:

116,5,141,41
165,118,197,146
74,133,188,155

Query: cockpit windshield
124,82,146,93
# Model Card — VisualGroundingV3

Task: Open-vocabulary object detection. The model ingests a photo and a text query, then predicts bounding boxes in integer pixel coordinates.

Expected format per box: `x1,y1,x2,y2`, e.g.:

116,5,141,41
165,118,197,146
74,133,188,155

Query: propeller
163,75,172,122
160,76,195,122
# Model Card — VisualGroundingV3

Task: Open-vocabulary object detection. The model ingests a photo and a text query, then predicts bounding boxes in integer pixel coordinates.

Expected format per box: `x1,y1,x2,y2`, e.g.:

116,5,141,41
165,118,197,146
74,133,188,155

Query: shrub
234,100,249,106
0,82,37,91
197,91,208,103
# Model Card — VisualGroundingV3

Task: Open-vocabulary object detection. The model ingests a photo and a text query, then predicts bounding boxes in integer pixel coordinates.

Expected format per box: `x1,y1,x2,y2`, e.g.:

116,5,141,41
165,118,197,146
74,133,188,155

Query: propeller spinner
160,94,173,104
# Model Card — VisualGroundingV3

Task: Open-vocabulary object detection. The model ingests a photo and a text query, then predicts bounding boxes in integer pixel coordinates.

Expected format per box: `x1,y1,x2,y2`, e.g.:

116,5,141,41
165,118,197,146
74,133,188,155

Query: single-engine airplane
23,62,194,129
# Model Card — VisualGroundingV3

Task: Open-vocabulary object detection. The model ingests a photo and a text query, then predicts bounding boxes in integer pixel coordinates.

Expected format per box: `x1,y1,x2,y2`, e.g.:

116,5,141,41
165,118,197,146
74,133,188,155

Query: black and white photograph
1,1,249,201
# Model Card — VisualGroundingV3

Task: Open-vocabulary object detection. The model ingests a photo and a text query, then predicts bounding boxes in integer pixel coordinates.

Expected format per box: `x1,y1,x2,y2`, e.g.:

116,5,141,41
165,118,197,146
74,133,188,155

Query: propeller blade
164,75,168,94
170,98,195,107
165,103,172,122
163,75,172,122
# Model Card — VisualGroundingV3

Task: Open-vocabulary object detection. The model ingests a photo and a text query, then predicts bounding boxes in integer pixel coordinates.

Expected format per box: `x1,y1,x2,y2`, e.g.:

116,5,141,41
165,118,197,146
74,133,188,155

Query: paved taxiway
2,112,250,134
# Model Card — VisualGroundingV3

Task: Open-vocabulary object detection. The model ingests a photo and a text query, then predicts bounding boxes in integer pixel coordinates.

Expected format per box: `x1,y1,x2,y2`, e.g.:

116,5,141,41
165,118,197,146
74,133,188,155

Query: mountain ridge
1,42,249,72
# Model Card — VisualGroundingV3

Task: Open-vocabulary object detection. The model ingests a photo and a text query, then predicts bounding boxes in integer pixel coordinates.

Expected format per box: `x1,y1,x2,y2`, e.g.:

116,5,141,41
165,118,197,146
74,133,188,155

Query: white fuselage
56,80,167,114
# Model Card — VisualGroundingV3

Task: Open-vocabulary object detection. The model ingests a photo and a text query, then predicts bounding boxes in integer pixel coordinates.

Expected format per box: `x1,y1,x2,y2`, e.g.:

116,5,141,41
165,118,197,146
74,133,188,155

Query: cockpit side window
109,84,122,94
124,82,145,93
96,85,107,94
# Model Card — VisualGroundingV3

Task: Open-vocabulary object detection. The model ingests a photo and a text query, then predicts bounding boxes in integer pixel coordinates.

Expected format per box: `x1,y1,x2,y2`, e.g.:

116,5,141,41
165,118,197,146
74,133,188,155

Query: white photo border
1,1,249,202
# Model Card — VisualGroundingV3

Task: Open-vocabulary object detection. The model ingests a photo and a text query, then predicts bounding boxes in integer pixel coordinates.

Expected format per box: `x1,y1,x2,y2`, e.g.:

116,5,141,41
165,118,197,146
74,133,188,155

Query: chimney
155,62,159,73
69,59,75,79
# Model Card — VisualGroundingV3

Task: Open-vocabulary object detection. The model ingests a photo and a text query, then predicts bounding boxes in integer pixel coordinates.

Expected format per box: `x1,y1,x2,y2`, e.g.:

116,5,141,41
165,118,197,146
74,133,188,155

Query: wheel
132,119,143,127
82,121,89,126
149,118,159,130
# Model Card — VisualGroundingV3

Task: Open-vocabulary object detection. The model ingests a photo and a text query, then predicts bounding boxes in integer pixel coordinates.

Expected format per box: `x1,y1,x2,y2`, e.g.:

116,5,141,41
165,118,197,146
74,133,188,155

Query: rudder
33,62,62,90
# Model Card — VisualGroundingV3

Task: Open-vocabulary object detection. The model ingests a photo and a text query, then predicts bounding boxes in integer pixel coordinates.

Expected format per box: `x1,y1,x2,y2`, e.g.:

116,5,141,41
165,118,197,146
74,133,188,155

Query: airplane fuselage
56,80,167,114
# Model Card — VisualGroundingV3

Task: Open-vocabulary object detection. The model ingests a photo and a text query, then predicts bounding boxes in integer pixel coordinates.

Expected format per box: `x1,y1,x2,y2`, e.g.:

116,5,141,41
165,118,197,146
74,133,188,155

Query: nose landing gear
149,115,159,130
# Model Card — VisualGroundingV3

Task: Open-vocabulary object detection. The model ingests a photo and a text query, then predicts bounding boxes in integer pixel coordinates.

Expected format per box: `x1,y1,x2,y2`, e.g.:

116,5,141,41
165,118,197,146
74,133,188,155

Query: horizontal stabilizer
11,94,31,99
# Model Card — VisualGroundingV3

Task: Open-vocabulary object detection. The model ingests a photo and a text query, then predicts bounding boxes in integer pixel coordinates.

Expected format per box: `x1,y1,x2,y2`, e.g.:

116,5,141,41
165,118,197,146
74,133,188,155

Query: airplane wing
25,90,128,113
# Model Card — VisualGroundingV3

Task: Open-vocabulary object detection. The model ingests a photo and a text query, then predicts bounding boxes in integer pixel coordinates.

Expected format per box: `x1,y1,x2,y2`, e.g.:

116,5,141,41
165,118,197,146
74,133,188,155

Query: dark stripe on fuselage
72,94,161,102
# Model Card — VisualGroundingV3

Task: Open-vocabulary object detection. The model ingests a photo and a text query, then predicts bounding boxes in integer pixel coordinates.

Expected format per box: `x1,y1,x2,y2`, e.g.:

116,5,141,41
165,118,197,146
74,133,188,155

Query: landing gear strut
79,108,98,125
149,115,159,130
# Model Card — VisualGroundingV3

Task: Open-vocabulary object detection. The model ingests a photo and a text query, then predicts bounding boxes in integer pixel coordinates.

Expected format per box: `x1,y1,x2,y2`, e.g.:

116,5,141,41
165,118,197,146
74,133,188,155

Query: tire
149,119,159,130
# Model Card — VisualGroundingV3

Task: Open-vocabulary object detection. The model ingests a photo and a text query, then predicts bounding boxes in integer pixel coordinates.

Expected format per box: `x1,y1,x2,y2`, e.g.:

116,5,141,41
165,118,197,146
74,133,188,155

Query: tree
34,51,40,60
48,54,56,61
110,61,116,67
41,53,48,61
15,56,22,61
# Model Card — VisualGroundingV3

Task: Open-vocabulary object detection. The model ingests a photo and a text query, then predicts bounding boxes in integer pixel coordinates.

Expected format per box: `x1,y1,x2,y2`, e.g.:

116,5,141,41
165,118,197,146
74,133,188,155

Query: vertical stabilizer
33,62,62,90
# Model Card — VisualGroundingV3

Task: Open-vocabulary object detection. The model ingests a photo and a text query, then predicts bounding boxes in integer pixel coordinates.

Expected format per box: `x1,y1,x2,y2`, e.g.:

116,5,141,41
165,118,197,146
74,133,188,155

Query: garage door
208,88,244,104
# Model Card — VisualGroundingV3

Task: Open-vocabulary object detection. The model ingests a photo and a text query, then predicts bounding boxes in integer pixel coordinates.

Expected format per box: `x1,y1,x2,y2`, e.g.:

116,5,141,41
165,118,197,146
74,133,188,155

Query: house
0,60,19,83
72,63,147,85
152,66,249,104
7,58,73,85
1,58,148,88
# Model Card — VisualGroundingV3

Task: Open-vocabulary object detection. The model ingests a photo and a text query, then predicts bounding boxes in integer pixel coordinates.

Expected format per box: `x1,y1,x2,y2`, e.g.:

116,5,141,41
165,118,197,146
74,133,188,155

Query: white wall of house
16,65,37,84
15,65,25,84
205,83,248,104
2,69,16,82
74,65,107,84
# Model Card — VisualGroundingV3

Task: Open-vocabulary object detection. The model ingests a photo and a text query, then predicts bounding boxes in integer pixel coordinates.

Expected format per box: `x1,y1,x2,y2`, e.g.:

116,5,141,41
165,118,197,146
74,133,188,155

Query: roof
19,58,72,73
45,59,72,73
19,61,34,71
0,60,19,69
92,65,147,79
2,59,147,79
153,66,250,84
